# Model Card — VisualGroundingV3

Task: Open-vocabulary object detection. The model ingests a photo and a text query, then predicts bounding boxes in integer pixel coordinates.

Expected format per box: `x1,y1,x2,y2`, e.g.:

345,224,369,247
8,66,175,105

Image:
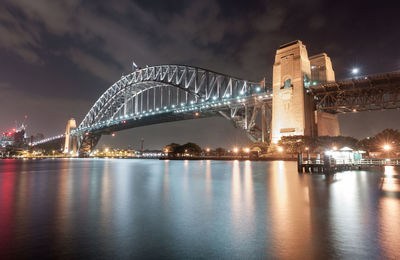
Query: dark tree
215,147,227,156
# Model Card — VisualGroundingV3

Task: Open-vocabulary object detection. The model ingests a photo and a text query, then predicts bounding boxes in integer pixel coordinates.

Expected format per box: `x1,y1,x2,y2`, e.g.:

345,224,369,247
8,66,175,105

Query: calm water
0,159,399,259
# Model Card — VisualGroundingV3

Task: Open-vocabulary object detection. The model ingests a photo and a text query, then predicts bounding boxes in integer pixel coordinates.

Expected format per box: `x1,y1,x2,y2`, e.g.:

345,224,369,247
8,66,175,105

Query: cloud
69,48,121,83
0,6,41,63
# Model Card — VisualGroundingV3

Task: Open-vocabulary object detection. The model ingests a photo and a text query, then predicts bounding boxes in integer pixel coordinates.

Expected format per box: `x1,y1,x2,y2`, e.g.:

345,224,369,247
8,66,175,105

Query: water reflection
0,159,399,259
268,161,312,258
379,166,400,258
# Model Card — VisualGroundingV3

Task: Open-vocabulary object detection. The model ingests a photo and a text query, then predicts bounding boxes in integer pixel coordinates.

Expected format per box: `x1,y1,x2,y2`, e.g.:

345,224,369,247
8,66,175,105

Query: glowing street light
332,146,337,151
206,148,210,153
277,146,283,152
243,147,250,153
351,68,359,75
383,144,391,151
233,147,239,153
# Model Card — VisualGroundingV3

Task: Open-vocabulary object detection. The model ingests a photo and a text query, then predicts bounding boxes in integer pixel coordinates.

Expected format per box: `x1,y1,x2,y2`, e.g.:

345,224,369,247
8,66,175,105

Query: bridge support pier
63,118,77,155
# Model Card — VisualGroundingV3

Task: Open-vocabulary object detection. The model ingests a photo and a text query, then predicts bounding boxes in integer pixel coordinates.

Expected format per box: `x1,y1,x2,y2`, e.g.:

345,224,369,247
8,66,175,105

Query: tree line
277,128,400,154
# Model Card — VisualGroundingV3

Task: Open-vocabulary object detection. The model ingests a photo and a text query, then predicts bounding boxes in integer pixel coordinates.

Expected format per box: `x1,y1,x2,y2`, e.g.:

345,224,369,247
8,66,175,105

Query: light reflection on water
0,159,399,259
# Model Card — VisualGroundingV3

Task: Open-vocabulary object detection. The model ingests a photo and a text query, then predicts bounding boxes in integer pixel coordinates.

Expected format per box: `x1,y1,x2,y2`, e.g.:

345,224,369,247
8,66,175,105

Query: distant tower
271,40,314,143
309,53,340,136
64,118,77,154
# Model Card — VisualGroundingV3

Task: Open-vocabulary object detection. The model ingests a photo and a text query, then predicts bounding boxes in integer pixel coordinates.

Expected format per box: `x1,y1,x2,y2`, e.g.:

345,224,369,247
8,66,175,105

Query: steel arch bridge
49,64,271,155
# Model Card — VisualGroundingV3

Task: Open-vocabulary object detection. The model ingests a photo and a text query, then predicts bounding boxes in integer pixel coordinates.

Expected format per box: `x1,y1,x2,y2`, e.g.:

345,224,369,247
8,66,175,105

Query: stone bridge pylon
271,40,340,144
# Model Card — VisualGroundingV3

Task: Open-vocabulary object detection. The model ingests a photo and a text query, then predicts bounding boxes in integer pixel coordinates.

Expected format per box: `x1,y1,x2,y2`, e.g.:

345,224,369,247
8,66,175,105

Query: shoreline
1,156,298,161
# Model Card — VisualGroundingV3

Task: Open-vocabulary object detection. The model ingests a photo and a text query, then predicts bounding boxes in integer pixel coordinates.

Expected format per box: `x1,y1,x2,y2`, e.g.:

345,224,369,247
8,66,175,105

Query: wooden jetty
297,153,400,174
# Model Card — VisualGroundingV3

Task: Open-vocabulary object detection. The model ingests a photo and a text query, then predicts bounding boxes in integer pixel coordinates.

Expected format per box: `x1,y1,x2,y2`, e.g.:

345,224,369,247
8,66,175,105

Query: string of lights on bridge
30,88,273,146
72,88,272,135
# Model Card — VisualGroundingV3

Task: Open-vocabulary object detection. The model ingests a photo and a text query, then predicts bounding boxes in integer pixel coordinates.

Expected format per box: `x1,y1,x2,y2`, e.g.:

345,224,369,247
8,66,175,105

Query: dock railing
298,153,400,173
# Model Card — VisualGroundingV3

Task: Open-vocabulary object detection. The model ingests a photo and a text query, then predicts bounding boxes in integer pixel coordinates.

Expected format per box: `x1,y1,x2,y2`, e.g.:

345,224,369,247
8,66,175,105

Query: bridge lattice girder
308,71,400,113
79,65,262,129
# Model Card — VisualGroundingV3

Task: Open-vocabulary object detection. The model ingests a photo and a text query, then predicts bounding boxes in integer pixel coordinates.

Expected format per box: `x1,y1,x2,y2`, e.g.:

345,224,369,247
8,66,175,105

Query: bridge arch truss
79,65,262,130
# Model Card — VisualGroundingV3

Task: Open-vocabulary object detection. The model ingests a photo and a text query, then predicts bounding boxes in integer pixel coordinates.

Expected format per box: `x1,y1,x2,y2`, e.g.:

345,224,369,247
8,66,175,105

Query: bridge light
149,109,152,112
240,90,244,95
256,87,261,92
190,101,194,104
156,108,159,111
225,94,230,98
212,96,218,100
181,103,185,107
172,105,175,108
351,68,359,75
163,106,167,109
201,99,205,102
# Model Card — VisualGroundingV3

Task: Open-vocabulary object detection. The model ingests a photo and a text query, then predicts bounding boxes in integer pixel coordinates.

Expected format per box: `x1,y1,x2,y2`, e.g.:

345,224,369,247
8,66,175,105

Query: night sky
1,0,399,149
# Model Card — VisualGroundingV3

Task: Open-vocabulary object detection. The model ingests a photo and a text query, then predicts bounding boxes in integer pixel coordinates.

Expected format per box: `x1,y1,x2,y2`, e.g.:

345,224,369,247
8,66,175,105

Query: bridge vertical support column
124,87,128,117
261,104,266,142
244,105,248,130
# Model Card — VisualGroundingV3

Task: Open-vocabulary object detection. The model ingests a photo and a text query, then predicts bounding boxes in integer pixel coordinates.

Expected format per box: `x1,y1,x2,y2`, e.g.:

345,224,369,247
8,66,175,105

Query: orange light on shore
195,112,199,117
206,148,210,152
383,144,391,151
277,146,283,152
111,133,115,137
243,147,250,153
233,147,239,153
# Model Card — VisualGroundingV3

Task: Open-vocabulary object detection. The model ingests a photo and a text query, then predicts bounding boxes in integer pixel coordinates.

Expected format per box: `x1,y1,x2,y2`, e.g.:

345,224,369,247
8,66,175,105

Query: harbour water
0,159,399,259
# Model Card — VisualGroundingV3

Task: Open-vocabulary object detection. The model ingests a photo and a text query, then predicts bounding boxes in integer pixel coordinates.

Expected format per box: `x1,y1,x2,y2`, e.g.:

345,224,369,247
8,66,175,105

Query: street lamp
233,147,239,153
277,146,283,152
351,68,359,75
383,144,391,151
383,144,391,161
243,147,250,153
